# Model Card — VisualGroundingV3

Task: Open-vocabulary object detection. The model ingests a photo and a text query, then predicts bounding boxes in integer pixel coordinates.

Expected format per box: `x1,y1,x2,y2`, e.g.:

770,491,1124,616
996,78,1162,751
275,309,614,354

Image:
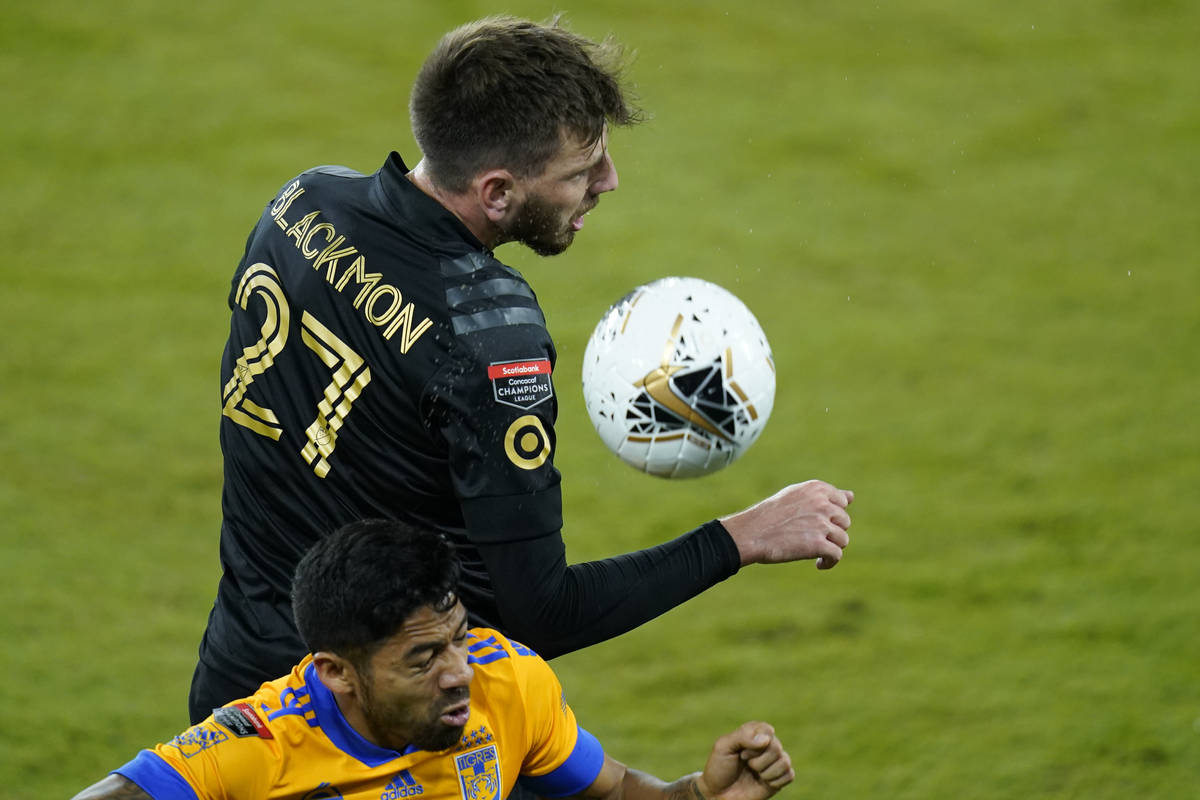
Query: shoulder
427,255,556,394
465,629,569,742
292,164,369,191
114,699,286,799
438,254,556,375
468,627,541,656
467,628,544,668
464,632,606,796
439,252,547,339
125,662,316,796
177,662,314,761
466,628,552,689
301,164,367,180
257,164,370,223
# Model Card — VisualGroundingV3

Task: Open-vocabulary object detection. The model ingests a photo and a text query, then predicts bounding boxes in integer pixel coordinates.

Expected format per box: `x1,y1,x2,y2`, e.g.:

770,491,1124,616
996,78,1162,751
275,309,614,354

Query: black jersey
195,154,739,714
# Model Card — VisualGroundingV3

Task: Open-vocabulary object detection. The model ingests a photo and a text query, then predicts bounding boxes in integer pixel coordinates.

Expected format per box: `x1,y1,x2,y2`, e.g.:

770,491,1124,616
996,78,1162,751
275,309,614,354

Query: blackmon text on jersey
271,180,433,352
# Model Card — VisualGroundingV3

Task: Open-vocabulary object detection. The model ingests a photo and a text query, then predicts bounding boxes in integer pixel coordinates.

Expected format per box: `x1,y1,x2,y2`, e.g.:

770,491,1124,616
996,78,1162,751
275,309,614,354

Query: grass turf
2,1,1196,797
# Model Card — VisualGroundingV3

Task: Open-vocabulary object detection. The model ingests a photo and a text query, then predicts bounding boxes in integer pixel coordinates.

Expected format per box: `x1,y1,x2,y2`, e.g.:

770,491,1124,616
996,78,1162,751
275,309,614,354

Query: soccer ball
581,277,775,478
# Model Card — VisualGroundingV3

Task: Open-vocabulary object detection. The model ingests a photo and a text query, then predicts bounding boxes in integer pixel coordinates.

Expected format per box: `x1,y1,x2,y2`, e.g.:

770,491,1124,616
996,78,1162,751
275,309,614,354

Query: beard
360,680,469,753
502,191,579,257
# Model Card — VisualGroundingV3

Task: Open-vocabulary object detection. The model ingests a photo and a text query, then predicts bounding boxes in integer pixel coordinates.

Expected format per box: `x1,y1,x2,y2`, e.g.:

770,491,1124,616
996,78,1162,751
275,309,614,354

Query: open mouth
572,203,597,232
440,701,471,727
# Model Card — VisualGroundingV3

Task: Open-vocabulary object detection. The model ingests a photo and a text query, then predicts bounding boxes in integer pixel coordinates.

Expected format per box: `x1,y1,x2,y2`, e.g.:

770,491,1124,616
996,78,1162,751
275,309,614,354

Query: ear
313,651,360,698
475,169,519,223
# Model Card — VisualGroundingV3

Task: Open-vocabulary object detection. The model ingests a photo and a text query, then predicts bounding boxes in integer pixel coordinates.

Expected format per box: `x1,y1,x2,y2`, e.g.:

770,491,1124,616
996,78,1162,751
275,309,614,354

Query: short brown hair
410,15,644,193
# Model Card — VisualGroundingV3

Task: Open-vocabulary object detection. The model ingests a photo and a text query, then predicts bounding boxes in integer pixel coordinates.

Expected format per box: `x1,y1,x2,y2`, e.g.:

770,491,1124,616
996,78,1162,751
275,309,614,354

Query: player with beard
76,520,796,800
190,14,855,724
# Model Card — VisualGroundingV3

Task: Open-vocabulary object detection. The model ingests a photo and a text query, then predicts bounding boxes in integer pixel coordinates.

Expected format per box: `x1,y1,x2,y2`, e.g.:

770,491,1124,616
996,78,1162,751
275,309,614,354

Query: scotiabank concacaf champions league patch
488,359,552,410
212,703,273,739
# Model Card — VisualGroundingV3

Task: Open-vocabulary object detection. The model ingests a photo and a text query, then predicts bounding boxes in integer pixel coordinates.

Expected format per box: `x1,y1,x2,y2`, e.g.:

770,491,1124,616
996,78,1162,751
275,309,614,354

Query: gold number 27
221,262,372,478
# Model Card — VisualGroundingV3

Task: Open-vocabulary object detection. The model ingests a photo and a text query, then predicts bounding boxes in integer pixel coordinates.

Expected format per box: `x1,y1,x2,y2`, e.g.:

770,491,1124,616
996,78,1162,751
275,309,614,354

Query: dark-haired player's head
292,519,472,752
292,518,461,665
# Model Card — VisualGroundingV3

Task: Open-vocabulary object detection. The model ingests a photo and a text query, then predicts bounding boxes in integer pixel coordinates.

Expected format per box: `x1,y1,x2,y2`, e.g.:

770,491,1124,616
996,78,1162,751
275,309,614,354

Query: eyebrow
586,138,611,169
403,614,469,661
567,147,605,179
584,145,606,169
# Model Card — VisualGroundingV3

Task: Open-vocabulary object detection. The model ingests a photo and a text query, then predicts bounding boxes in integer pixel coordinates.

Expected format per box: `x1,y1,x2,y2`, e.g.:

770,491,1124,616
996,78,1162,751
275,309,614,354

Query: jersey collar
304,660,423,766
372,152,485,253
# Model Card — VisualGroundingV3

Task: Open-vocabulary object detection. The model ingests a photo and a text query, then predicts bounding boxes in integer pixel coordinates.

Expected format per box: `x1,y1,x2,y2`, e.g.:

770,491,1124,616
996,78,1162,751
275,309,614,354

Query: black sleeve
428,277,740,658
471,519,741,659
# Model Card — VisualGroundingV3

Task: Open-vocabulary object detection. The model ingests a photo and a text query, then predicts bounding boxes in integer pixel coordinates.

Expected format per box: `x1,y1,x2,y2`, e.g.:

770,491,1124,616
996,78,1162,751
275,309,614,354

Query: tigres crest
455,745,501,800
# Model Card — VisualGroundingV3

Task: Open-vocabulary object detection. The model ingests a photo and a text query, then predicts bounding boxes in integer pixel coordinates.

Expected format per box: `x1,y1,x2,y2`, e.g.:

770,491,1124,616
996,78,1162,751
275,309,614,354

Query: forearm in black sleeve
474,519,741,659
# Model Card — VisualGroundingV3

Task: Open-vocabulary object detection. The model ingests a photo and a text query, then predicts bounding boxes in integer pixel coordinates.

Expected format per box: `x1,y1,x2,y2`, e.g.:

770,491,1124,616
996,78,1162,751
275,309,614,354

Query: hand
695,722,794,800
719,480,854,568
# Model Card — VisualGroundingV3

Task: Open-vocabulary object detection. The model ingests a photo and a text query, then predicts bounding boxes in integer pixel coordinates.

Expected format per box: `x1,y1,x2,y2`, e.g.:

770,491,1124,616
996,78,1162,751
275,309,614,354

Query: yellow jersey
116,629,604,800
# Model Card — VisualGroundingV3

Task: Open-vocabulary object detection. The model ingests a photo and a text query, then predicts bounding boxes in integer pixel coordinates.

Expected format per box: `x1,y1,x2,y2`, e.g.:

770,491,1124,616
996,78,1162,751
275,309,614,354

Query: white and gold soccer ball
581,276,775,478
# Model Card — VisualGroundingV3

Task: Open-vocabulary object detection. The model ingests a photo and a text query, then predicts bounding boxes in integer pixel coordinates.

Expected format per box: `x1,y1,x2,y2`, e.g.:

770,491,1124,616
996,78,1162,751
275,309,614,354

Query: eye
408,646,441,672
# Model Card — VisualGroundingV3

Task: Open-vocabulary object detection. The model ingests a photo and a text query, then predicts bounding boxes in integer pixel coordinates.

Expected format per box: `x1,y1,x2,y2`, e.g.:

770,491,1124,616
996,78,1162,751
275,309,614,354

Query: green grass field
2,1,1197,797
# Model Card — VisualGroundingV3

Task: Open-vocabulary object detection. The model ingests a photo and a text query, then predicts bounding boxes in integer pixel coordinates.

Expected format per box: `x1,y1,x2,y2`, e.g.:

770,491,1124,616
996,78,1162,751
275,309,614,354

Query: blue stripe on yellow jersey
116,629,603,800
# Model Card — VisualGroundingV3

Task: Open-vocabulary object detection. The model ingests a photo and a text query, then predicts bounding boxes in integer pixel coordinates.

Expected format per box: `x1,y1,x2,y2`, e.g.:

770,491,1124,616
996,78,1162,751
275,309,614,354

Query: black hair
291,519,460,667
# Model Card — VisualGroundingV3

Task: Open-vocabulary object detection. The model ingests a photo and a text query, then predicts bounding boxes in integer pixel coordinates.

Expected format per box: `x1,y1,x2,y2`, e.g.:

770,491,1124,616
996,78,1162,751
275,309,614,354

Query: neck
406,161,498,249
333,689,405,752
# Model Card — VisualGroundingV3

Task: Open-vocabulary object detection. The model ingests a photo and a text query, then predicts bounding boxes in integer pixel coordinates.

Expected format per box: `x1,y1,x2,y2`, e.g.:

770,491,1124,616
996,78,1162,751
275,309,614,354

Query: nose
440,648,474,690
592,152,618,194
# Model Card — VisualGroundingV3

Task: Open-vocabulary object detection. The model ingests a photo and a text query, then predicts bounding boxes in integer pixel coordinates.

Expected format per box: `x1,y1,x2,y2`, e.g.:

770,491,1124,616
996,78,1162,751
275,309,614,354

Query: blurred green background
2,1,1197,798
